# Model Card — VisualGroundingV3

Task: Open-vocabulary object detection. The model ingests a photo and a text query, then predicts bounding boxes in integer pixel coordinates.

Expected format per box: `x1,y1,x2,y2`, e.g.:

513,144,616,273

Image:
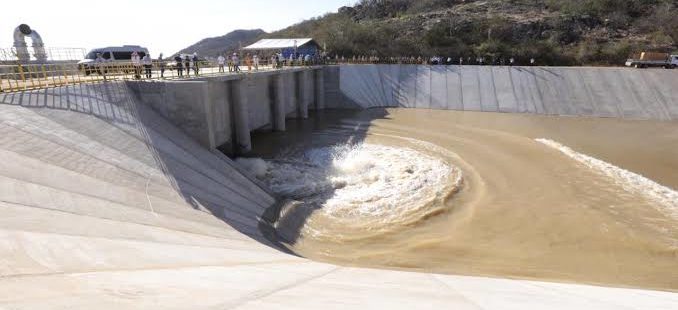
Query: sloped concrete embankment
0,81,305,307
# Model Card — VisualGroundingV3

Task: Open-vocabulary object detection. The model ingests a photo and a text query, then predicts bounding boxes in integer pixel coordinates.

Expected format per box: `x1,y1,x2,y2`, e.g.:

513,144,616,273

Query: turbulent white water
536,138,678,220
239,143,462,227
245,109,678,290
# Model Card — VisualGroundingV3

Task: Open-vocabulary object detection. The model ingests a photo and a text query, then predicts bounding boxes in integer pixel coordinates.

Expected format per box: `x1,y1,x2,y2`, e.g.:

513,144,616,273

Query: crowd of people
92,50,534,81
172,53,201,77
330,55,538,66
212,51,322,72
90,47,330,80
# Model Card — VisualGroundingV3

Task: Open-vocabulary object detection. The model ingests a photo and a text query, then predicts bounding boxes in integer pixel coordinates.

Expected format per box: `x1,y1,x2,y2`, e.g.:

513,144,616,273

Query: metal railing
0,47,86,62
0,57,325,93
3,53,534,93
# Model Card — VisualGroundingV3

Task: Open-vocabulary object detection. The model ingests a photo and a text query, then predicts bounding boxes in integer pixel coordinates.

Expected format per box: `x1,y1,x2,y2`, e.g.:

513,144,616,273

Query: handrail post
18,64,25,83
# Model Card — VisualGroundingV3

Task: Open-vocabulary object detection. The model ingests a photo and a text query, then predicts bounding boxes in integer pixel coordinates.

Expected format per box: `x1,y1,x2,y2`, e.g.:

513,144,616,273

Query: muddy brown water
249,108,678,292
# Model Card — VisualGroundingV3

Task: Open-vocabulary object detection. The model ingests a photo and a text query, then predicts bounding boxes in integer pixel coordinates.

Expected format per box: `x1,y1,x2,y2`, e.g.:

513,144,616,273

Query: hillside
174,29,266,57
269,0,678,65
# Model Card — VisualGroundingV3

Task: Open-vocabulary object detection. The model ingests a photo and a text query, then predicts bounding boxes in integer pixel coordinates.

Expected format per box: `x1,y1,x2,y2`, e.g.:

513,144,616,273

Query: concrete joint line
144,176,158,217
430,274,484,309
222,266,342,310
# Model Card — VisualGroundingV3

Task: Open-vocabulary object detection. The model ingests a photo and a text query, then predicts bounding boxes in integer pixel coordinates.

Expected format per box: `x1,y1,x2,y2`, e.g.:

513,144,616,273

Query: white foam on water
536,138,678,219
251,143,462,225
234,157,269,179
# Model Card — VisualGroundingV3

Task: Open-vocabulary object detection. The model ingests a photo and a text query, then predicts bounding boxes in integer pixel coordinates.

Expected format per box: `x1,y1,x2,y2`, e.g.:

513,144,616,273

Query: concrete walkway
0,81,676,309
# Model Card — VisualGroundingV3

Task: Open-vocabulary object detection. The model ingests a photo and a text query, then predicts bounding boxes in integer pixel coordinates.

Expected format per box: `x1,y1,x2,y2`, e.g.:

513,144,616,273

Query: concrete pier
128,67,323,152
315,69,325,110
272,72,287,131
232,77,253,154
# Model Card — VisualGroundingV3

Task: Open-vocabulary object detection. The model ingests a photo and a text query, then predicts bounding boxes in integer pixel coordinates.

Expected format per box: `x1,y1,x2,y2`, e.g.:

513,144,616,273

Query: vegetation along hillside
269,0,678,65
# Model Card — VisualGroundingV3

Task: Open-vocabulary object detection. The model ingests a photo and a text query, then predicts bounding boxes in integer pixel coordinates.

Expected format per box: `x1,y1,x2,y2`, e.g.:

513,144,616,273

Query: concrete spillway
0,68,677,309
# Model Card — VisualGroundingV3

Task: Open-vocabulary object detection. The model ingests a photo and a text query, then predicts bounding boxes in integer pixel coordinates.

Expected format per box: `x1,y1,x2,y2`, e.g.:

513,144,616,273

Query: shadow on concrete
0,82,137,125
249,108,390,247
0,81,289,251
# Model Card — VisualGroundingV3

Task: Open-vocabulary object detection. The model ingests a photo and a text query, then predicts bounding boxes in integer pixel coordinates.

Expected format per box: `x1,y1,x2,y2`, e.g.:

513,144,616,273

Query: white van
78,45,150,75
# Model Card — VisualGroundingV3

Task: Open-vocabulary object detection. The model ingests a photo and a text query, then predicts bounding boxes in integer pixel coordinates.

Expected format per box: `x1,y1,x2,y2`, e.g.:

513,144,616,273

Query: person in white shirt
142,54,153,78
94,52,107,79
217,54,226,73
253,54,259,71
131,51,142,79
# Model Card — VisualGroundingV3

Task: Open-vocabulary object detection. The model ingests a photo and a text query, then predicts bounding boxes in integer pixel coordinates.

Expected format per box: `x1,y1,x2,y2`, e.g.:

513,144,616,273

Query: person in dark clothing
232,53,241,72
159,53,166,78
184,55,191,77
192,53,199,75
174,55,183,77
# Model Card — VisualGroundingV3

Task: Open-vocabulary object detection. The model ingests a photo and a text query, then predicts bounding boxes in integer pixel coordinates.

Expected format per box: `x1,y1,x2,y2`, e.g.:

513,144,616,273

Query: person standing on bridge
174,55,183,77
131,51,141,79
253,54,259,71
94,52,107,80
244,53,252,71
158,53,166,78
232,53,241,72
228,53,234,72
142,53,153,78
192,53,200,76
184,55,191,77
217,54,226,73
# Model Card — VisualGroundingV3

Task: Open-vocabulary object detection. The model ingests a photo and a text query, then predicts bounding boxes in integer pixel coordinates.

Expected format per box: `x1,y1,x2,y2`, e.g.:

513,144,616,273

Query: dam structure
0,65,677,309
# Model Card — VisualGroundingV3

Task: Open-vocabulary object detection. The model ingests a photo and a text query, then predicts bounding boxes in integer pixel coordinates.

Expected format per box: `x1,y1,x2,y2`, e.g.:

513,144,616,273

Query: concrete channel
0,65,676,309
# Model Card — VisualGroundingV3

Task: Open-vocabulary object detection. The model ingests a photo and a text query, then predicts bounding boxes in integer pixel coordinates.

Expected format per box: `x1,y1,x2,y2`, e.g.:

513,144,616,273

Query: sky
1,0,357,57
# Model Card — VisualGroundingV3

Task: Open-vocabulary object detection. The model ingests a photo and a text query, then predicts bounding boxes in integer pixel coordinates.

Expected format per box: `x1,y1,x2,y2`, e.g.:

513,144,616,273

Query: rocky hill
174,29,266,57
269,0,678,65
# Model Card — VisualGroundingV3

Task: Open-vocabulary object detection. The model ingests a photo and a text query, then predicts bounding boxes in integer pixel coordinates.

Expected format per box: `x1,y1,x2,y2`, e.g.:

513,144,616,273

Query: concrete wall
129,81,214,148
128,64,677,155
337,64,678,121
128,67,324,154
